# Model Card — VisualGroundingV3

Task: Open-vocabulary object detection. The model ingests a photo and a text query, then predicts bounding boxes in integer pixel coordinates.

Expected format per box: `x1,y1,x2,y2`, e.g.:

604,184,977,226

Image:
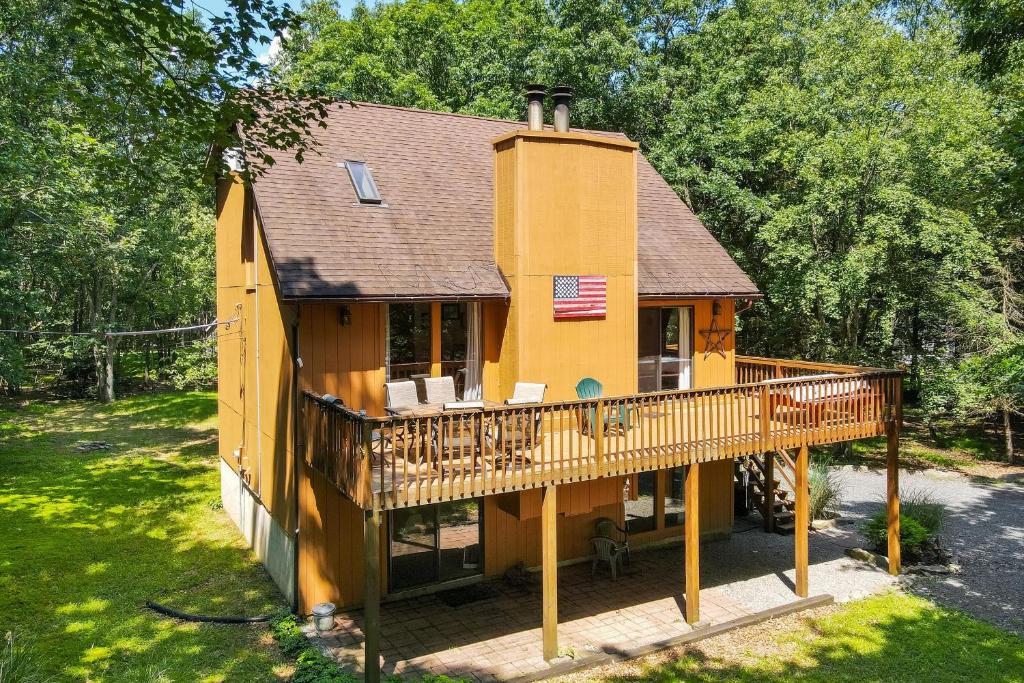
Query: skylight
344,161,382,204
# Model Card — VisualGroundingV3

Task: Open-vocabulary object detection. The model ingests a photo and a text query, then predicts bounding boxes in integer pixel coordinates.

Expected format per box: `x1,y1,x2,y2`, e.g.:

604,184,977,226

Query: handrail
301,358,904,510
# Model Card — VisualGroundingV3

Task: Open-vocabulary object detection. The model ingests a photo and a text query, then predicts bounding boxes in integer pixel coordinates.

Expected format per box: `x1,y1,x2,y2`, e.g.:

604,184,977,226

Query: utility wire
0,317,239,339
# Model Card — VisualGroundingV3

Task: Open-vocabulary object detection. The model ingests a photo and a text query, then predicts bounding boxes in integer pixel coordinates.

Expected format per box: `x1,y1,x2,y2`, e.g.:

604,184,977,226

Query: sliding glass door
386,302,481,399
386,303,432,381
389,499,483,592
638,306,694,392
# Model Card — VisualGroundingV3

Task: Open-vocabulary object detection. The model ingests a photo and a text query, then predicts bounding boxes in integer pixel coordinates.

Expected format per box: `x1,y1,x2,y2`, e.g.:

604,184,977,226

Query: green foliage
808,458,843,520
270,611,359,683
861,488,945,557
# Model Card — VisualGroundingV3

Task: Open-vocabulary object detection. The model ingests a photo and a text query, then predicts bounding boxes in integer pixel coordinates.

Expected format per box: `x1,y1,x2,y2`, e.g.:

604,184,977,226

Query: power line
0,317,239,339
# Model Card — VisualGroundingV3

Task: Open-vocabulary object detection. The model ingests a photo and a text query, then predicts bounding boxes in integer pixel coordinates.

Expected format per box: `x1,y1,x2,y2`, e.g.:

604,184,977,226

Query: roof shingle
250,102,759,300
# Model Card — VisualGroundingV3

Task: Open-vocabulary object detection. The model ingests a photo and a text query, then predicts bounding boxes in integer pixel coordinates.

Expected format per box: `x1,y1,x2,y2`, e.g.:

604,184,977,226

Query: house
215,88,903,681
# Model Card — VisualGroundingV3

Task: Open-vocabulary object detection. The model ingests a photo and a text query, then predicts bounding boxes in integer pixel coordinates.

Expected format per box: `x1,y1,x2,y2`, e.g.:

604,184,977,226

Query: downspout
290,308,302,614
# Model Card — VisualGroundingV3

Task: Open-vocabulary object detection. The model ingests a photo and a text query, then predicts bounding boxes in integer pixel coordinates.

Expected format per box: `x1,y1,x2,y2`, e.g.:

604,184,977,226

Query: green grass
615,594,1024,682
0,391,288,682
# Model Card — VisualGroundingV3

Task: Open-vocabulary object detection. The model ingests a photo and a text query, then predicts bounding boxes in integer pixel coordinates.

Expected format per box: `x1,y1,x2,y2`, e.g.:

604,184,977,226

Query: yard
0,392,288,682
2,391,1022,682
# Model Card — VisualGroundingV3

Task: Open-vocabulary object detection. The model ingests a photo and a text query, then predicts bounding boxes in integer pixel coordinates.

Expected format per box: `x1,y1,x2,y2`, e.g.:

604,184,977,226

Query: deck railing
302,357,902,510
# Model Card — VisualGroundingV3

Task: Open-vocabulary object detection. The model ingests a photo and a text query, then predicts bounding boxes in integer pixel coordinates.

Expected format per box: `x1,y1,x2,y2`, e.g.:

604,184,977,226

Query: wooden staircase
745,451,798,534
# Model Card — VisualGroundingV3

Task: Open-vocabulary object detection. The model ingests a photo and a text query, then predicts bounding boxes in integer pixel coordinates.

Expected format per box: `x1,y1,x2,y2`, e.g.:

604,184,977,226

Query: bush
808,457,843,520
860,489,946,561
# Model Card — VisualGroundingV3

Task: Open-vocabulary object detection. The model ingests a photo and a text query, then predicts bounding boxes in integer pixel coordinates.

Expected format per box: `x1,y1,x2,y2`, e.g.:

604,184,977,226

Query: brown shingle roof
251,102,759,300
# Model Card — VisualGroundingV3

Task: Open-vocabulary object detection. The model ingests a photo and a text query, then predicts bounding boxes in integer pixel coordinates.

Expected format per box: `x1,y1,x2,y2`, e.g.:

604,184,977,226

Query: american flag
553,275,607,319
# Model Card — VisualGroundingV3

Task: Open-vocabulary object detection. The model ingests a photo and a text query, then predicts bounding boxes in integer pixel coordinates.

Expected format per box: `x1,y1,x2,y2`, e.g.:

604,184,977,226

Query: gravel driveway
837,467,1024,635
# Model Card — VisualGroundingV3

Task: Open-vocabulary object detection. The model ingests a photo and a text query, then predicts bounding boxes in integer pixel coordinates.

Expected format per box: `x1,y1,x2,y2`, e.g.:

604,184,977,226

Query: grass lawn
0,391,288,682
559,593,1024,682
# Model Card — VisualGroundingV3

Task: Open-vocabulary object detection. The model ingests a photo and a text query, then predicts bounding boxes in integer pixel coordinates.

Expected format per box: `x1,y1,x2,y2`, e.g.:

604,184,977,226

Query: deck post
684,462,700,624
541,484,559,659
764,451,775,533
794,444,809,597
363,507,382,683
886,403,901,575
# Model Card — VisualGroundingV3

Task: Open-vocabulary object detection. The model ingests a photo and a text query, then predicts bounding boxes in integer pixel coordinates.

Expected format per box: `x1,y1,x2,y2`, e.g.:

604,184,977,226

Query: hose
144,600,270,624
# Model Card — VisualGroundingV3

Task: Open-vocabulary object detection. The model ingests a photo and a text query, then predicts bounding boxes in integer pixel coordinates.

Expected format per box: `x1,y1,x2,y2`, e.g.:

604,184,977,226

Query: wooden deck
301,357,902,511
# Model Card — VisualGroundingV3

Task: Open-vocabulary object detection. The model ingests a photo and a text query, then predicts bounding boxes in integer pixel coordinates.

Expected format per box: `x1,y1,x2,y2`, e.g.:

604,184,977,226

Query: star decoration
700,315,732,359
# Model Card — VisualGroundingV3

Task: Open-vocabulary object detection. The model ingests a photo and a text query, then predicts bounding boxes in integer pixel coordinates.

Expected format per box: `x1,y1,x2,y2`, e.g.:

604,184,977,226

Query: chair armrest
505,398,536,406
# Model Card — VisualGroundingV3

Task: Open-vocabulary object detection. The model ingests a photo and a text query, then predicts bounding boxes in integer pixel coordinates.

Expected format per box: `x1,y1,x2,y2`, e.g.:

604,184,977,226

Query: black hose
145,600,270,624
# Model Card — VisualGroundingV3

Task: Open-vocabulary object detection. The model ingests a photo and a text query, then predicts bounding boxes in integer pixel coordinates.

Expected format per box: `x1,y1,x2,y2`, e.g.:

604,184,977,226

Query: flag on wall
553,275,607,319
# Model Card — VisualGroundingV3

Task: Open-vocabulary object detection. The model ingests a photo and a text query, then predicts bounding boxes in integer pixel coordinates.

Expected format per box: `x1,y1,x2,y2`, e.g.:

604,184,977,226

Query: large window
624,471,657,533
389,499,483,592
387,303,432,381
638,307,693,392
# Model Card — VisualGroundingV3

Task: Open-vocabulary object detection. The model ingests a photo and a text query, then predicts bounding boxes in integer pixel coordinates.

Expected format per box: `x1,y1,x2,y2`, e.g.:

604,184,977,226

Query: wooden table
389,399,503,418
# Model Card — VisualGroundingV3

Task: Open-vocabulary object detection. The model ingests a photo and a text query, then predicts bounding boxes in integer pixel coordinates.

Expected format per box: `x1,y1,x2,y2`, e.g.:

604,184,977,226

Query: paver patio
306,518,896,681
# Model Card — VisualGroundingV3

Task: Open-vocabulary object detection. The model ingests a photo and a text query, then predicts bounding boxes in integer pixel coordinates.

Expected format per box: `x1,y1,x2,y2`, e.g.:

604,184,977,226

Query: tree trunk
1004,408,1015,465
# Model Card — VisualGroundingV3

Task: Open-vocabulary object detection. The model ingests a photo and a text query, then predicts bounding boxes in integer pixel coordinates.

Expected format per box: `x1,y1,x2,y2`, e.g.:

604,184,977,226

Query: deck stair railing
746,451,798,534
301,356,902,511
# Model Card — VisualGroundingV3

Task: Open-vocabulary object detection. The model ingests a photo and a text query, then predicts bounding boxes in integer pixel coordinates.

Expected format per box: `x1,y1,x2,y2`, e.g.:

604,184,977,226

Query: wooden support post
541,484,559,660
764,451,775,533
887,416,901,575
684,463,700,624
794,445,809,597
363,508,382,683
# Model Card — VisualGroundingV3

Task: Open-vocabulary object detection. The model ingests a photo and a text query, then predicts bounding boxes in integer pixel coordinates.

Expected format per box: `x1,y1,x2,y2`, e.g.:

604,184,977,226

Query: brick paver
305,540,821,681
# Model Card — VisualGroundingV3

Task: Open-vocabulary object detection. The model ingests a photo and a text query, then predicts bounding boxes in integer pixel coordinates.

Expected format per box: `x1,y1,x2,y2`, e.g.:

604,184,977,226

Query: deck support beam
794,445,809,597
684,462,700,624
541,484,559,660
363,508,382,683
886,414,901,575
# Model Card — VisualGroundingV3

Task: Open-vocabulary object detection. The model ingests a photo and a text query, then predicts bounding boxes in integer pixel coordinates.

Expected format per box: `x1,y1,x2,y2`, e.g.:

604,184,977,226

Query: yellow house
216,90,903,680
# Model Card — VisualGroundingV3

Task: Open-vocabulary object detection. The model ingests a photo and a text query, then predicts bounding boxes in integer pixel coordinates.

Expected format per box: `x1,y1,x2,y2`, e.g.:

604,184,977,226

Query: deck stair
746,451,798,534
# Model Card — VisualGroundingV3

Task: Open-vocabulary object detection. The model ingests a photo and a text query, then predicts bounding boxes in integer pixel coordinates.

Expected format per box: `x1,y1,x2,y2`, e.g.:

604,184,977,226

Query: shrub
808,457,843,520
862,513,931,555
860,489,946,560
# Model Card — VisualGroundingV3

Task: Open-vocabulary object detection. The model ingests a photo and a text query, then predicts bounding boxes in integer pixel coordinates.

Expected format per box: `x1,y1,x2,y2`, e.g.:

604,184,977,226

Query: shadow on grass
603,594,1024,682
0,393,288,681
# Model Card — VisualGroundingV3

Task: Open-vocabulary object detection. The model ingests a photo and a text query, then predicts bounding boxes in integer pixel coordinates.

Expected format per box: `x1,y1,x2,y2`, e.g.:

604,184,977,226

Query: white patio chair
424,376,458,405
384,380,420,414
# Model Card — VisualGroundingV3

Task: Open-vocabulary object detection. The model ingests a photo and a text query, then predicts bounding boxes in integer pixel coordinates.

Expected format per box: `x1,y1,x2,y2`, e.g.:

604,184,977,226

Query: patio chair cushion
424,376,459,404
385,381,419,411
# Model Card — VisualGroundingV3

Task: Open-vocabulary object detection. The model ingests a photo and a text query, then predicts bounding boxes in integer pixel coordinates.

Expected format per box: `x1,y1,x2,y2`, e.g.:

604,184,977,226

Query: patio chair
424,376,459,405
591,536,627,580
496,382,547,469
595,516,630,566
383,381,421,460
575,377,631,434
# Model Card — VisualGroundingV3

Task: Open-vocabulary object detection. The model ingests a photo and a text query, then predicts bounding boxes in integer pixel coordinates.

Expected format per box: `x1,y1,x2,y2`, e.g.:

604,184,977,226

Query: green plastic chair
575,377,631,434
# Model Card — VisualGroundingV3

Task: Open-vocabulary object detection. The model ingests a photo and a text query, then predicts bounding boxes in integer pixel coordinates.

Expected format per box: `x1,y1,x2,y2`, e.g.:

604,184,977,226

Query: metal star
700,316,731,359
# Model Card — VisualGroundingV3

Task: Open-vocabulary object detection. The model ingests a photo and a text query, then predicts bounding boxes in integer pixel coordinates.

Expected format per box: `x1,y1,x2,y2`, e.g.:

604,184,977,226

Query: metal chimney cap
525,83,547,96
550,85,574,98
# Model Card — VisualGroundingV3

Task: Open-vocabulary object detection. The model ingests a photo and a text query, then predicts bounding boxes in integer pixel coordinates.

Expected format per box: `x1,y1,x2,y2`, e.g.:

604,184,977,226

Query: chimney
551,86,573,132
525,84,546,131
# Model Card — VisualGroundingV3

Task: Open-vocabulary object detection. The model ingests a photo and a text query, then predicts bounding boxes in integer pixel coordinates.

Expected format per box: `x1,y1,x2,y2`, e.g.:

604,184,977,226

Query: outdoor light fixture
312,602,336,633
339,305,352,327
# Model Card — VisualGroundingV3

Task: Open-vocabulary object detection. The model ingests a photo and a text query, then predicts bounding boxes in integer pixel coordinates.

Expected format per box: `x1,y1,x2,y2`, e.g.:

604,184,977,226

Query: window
387,303,431,381
665,467,686,527
624,471,657,533
345,160,382,204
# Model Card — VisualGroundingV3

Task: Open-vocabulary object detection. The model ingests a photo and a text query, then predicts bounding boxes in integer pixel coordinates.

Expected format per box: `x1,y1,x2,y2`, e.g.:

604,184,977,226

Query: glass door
638,307,694,391
389,499,483,592
387,303,432,382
